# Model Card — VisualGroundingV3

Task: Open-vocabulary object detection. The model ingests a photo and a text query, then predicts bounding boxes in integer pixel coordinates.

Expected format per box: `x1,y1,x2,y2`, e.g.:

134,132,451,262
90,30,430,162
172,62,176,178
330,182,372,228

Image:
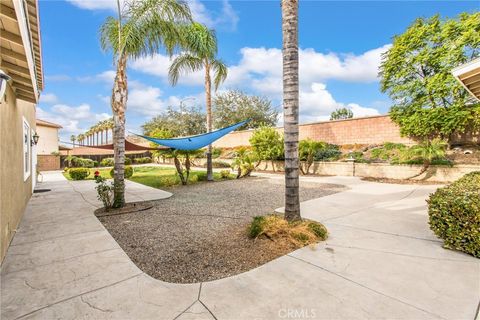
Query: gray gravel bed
99,176,346,283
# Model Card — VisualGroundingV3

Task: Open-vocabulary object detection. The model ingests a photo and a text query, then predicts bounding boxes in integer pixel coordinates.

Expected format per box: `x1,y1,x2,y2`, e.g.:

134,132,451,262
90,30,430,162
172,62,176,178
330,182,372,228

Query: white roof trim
12,0,39,101
452,57,480,77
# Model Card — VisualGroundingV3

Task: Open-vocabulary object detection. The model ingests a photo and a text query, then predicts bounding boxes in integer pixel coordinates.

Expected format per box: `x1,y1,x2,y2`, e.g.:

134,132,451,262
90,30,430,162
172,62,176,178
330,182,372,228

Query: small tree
330,108,353,120
213,90,279,130
299,139,325,174
142,105,206,136
380,13,480,141
405,139,448,179
249,126,284,171
232,147,257,179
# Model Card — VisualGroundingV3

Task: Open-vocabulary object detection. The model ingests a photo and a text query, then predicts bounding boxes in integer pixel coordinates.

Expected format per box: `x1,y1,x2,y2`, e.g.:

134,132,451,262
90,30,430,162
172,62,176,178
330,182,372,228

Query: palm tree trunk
106,129,109,144
282,0,301,222
205,62,213,181
112,53,128,208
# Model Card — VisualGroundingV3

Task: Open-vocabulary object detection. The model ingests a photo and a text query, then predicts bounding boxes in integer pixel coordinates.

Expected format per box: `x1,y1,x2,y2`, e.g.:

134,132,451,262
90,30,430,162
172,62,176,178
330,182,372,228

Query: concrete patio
1,171,478,319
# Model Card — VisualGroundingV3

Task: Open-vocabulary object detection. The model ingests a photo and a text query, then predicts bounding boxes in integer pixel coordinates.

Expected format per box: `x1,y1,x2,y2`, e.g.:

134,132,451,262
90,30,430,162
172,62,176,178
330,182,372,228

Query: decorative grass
247,214,328,247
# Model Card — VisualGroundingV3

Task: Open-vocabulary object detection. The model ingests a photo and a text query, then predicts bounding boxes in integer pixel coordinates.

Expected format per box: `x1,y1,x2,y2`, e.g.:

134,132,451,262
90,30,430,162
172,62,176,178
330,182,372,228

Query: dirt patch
98,176,346,283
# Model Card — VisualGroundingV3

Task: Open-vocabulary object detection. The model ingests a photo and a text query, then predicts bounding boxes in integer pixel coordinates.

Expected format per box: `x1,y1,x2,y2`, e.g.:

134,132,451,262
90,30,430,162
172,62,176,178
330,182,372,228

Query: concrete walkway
1,172,478,319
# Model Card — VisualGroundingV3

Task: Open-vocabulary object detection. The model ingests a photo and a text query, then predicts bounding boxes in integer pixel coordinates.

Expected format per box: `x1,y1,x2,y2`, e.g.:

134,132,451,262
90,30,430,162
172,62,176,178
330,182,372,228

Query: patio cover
452,57,480,101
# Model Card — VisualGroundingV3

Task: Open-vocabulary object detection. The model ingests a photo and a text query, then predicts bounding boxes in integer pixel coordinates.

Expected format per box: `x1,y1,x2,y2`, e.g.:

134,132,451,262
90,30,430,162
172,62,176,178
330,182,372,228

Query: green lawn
63,166,234,188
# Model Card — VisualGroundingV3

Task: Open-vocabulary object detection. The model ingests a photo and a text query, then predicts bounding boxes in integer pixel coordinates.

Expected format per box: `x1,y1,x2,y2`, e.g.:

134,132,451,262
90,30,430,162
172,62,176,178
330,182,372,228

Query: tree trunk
205,62,213,181
101,130,104,145
111,53,128,208
282,0,301,222
408,161,430,179
106,130,109,144
174,155,187,185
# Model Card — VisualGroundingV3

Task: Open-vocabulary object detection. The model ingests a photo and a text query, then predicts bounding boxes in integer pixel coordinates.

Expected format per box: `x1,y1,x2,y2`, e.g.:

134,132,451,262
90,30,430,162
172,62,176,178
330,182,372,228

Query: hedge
109,166,134,179
134,157,152,164
101,157,132,166
427,171,480,258
68,168,90,180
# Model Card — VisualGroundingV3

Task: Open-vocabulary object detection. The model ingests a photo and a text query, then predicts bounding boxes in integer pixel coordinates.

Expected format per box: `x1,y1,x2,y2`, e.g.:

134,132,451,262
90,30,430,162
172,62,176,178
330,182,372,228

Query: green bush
249,126,284,161
427,171,480,258
307,222,328,240
248,216,266,238
212,147,223,159
134,157,152,164
314,144,341,161
100,158,114,167
68,168,90,180
220,170,231,179
101,157,132,166
93,161,99,167
204,160,231,168
109,166,134,179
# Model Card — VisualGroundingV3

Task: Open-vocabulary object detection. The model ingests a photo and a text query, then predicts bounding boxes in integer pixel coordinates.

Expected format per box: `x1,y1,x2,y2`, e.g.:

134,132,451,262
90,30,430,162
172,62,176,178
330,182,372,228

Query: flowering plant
94,174,114,210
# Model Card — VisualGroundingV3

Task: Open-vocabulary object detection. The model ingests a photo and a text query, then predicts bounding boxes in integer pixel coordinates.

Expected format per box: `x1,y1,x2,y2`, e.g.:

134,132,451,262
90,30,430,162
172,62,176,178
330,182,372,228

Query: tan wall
36,125,59,155
213,115,414,148
254,160,479,182
0,85,36,263
38,155,60,171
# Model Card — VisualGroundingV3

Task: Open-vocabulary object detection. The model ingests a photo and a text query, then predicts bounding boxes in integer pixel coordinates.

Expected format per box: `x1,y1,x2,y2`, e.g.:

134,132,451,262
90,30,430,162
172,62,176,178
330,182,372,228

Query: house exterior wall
36,125,59,155
0,85,36,263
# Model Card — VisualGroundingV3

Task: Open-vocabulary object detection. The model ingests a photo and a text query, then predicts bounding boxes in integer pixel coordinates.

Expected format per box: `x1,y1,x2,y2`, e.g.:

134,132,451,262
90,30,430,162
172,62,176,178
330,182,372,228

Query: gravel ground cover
98,175,346,283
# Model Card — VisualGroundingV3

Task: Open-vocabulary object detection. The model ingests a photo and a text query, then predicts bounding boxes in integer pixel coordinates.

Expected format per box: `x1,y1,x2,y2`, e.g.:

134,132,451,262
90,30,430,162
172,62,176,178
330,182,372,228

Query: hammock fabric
135,119,249,151
80,140,164,151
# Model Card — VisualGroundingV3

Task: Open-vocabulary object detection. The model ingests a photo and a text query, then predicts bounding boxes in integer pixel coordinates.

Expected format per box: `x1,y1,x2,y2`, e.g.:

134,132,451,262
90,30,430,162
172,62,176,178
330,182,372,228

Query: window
23,118,31,181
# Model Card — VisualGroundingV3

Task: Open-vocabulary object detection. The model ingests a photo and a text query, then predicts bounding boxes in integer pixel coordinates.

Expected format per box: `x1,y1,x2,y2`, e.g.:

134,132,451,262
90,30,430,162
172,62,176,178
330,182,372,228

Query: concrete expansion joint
173,282,219,320
285,254,447,320
13,273,143,320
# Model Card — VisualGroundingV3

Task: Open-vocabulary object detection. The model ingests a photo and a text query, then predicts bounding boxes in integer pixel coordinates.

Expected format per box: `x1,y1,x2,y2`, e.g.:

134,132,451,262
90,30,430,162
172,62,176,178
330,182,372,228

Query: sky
36,0,479,142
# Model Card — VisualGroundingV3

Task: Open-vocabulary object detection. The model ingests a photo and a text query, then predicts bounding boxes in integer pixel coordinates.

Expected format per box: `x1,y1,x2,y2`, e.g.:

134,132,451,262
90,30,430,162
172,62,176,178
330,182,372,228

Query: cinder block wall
213,115,413,148
38,155,60,171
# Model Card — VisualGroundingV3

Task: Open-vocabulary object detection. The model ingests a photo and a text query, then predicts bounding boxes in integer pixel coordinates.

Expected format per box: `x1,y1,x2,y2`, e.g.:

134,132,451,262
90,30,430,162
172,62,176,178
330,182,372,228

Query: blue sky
36,0,479,142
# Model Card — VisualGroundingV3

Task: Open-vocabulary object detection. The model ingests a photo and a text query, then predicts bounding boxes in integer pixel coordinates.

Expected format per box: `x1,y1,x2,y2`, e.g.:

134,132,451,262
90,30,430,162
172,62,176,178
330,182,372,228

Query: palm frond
211,59,228,91
168,53,204,86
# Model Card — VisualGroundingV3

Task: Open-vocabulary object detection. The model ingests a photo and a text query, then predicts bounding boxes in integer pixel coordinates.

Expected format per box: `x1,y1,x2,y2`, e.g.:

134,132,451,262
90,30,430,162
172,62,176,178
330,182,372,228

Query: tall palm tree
77,134,85,146
168,23,227,181
100,0,192,208
70,135,76,148
282,0,301,222
105,118,114,144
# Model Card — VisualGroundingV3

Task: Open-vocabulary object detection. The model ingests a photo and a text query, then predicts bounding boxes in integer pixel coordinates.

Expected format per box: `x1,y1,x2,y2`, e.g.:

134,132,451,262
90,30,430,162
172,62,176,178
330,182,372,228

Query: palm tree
70,135,76,148
168,23,228,181
77,134,85,146
100,0,192,208
105,118,114,144
406,138,447,179
282,0,301,222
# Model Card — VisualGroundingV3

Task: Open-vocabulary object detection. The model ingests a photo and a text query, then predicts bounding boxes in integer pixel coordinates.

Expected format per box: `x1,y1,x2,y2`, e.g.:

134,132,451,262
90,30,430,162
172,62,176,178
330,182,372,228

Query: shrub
212,147,223,159
109,166,134,179
94,173,113,210
299,139,325,174
134,157,152,164
100,158,114,167
249,126,284,161
247,215,328,246
101,157,132,166
204,160,231,168
427,171,480,258
93,161,99,167
194,171,208,181
220,170,231,179
68,168,90,180
314,144,341,161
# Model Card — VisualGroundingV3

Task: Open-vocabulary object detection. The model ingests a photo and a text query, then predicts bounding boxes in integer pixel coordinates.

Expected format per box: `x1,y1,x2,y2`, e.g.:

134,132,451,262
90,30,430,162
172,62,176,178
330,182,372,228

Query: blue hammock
135,119,249,150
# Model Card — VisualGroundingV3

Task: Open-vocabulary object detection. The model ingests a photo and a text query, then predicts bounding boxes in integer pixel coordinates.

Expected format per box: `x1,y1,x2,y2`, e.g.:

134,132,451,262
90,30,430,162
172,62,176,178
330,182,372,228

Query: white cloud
77,70,115,83
67,0,238,30
126,80,203,117
39,93,58,104
66,0,119,11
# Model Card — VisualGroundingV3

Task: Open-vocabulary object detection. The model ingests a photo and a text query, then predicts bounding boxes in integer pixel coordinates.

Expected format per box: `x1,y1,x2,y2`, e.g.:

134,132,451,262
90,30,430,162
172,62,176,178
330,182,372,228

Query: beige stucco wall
0,85,36,263
36,125,59,155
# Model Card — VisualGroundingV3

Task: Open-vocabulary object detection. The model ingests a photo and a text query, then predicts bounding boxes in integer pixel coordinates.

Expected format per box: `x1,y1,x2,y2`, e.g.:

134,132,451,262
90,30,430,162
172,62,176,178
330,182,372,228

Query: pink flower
94,171,100,177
